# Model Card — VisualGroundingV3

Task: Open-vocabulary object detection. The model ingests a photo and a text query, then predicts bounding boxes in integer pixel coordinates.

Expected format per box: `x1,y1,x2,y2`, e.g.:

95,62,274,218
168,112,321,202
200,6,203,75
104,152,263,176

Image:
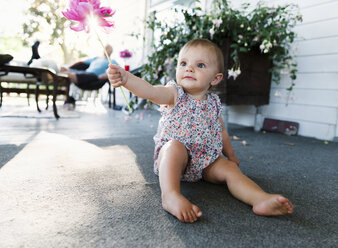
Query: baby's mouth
183,76,196,80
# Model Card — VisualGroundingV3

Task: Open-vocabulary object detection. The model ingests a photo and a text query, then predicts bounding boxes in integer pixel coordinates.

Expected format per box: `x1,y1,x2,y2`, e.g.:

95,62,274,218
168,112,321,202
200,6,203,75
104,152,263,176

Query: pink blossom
62,0,115,33
119,49,132,58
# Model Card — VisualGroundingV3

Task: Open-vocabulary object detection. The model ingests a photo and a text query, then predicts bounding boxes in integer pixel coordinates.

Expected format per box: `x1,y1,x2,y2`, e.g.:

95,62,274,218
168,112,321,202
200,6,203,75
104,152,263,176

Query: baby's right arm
107,64,176,106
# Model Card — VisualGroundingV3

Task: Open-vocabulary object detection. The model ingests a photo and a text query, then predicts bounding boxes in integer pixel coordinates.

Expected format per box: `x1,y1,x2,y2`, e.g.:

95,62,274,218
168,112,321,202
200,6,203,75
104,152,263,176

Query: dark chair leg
35,82,41,112
46,83,50,110
0,82,2,108
26,83,30,106
52,79,60,119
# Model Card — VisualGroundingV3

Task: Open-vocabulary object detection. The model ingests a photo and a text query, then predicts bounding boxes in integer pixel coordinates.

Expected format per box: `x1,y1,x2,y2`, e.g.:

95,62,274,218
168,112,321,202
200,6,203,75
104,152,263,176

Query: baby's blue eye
180,61,186,66
197,63,205,68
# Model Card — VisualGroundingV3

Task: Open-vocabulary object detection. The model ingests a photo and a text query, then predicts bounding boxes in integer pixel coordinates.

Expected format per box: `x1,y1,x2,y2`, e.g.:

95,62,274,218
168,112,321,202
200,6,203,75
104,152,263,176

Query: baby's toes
286,202,294,213
187,212,195,223
192,204,202,217
177,213,185,223
190,210,197,221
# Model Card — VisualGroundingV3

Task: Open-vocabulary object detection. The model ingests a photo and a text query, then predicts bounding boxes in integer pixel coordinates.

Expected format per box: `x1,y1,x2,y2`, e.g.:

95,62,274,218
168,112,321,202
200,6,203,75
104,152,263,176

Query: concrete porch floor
0,98,337,248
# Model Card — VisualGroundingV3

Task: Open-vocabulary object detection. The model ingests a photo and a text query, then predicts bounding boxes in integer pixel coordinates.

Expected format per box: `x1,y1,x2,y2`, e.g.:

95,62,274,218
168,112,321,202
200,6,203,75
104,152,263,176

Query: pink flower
120,49,132,58
62,0,115,33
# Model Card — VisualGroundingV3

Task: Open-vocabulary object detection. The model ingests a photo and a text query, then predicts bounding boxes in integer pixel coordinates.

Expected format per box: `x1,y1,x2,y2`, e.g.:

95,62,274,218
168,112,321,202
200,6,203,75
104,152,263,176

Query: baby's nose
185,65,194,72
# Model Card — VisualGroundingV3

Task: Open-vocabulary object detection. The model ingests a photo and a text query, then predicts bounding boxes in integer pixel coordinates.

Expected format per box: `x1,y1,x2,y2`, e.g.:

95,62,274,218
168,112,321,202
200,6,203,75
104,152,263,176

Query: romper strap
166,80,185,103
210,93,223,117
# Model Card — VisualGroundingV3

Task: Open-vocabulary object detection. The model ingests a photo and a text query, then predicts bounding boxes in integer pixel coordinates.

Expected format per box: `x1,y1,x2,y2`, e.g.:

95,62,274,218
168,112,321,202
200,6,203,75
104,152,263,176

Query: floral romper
153,81,223,182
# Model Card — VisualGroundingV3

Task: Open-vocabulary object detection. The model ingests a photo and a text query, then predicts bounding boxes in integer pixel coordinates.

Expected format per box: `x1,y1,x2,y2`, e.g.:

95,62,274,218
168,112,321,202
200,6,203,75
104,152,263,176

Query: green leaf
239,47,248,52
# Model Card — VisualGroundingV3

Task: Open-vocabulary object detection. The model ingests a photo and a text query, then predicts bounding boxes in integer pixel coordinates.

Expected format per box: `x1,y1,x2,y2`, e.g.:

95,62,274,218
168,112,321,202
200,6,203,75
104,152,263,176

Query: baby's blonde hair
179,38,224,74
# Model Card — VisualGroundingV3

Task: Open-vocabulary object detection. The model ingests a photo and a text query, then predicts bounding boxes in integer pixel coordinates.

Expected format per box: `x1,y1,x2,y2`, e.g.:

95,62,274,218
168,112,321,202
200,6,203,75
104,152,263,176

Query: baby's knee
160,140,188,161
165,140,186,151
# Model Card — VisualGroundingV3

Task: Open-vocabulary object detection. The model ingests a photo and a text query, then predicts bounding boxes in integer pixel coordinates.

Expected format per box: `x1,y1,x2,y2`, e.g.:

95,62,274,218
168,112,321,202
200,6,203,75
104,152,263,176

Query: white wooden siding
147,0,338,141
294,19,338,40
227,0,338,141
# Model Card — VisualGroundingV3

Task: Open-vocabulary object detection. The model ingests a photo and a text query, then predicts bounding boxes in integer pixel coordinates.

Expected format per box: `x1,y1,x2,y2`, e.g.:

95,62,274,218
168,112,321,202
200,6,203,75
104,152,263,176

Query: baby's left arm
219,116,240,166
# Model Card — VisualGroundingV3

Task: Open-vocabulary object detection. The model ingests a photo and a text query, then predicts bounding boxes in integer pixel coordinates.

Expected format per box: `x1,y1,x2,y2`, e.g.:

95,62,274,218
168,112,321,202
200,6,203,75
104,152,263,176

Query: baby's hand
107,64,128,87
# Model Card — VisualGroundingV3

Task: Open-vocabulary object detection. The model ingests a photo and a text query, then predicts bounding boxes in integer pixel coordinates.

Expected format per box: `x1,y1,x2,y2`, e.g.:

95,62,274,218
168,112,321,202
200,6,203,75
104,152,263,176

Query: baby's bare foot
253,194,294,216
162,192,202,223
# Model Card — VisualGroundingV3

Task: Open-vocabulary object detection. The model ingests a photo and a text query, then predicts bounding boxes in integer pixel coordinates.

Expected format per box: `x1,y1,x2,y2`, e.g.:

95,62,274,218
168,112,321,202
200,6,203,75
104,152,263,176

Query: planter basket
210,39,273,106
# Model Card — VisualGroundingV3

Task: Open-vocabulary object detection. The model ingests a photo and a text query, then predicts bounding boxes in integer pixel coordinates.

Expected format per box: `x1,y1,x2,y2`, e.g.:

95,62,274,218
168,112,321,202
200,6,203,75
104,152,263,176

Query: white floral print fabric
153,81,223,182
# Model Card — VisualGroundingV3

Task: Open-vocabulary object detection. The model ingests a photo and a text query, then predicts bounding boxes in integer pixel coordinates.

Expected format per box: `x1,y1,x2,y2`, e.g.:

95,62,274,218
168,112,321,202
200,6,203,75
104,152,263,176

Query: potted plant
137,0,302,105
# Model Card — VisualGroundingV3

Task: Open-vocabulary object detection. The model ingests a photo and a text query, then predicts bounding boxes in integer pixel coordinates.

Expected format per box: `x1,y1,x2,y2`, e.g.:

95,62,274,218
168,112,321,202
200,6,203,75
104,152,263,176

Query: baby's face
176,45,220,96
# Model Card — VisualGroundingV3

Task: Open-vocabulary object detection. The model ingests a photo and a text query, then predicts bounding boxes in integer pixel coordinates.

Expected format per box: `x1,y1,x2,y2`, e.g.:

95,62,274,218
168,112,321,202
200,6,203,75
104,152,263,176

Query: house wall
227,0,338,141
148,0,338,141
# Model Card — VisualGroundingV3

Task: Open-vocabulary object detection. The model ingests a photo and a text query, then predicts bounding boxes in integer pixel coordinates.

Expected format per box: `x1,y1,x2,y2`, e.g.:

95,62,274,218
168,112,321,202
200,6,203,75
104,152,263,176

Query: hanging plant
138,0,302,91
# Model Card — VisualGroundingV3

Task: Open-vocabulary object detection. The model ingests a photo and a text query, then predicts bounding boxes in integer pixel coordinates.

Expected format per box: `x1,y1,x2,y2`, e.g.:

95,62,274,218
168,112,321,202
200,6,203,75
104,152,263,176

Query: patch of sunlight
0,131,145,183
0,132,148,240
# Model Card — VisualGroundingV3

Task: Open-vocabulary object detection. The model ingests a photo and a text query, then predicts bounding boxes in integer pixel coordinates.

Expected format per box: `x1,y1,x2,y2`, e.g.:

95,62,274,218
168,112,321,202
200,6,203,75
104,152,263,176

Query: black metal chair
0,64,70,119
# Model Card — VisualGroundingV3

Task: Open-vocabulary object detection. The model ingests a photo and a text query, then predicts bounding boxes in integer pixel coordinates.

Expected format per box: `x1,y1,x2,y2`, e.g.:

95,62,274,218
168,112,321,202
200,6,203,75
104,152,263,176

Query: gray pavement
0,99,337,248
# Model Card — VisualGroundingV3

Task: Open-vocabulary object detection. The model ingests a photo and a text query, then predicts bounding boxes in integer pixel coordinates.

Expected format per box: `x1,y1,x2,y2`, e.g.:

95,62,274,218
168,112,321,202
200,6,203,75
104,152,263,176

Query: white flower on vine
228,68,235,79
280,68,290,75
274,91,282,98
209,27,215,39
212,18,222,28
228,67,241,80
253,36,259,42
260,40,273,53
266,41,272,48
259,43,265,52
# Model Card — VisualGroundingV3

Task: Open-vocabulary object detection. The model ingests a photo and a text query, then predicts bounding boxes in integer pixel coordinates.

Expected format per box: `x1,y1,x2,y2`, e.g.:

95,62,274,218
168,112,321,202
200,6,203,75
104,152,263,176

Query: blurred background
0,0,147,69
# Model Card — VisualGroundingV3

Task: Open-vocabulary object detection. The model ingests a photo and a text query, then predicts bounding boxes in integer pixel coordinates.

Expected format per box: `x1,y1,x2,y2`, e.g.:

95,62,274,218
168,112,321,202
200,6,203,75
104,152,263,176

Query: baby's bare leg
202,156,293,216
157,140,202,223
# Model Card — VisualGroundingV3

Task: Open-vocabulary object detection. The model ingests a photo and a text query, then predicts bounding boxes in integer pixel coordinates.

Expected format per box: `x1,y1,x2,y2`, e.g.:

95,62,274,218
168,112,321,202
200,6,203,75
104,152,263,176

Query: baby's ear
211,73,223,86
